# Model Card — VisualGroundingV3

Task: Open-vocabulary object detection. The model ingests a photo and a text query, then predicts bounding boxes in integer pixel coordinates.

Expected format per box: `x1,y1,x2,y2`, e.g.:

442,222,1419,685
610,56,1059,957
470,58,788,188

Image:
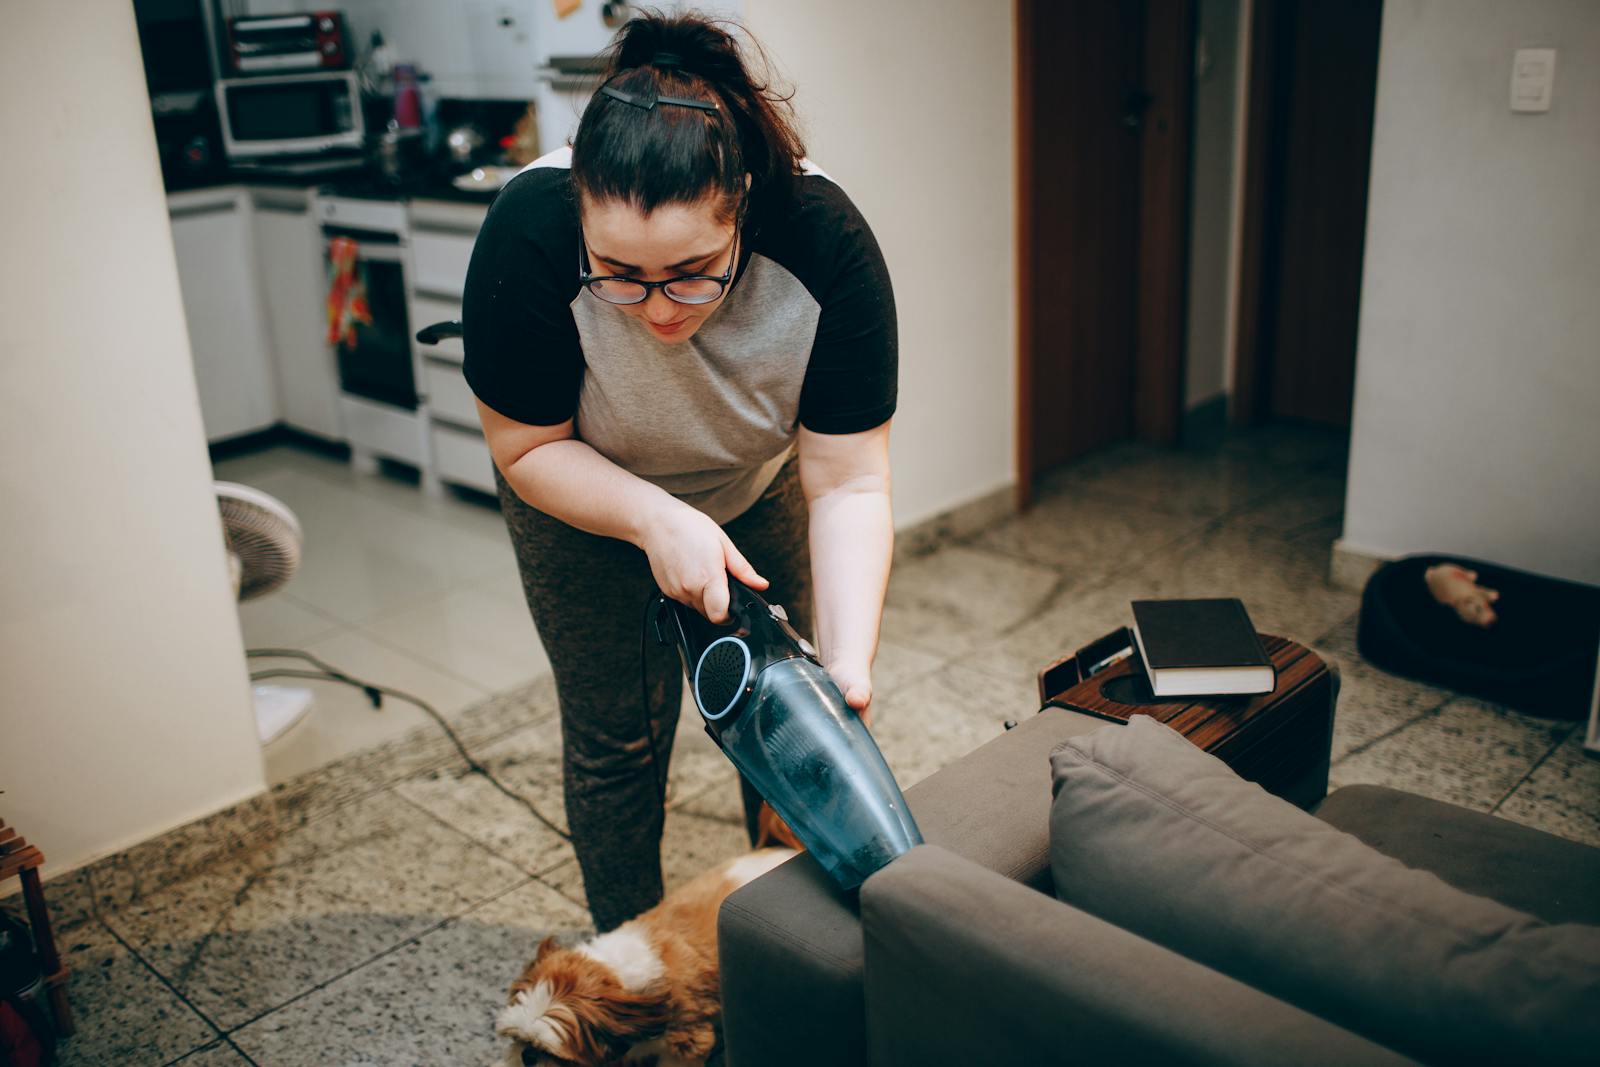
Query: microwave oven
216,71,364,159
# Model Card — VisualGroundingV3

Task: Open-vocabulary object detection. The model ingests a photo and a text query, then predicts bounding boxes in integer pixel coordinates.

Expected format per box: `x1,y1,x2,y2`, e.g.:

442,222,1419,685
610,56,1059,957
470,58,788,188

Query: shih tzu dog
497,848,797,1066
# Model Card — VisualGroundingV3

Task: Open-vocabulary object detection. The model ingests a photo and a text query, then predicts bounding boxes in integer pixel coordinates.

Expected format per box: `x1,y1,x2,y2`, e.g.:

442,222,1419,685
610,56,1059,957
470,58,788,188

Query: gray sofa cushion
1315,784,1600,927
1048,716,1600,1066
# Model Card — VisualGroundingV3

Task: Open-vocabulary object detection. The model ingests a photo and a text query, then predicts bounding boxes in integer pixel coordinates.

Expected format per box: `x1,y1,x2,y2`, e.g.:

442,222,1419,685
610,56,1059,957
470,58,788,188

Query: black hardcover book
1130,598,1275,697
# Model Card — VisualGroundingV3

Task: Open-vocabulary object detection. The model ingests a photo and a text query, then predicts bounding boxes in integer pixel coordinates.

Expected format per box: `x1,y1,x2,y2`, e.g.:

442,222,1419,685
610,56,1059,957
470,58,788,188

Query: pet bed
1357,555,1600,720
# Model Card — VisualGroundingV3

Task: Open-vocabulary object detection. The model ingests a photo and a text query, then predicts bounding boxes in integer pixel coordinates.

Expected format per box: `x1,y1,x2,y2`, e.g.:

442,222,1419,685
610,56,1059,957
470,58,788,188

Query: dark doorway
1234,0,1384,428
1016,0,1195,507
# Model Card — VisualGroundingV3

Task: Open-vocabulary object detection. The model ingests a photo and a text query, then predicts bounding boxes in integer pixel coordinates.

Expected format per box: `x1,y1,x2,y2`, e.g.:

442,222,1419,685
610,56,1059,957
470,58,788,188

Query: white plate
451,166,521,193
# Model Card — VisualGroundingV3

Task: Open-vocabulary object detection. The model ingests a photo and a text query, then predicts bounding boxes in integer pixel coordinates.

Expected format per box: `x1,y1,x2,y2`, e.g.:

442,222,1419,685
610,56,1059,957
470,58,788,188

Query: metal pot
444,123,486,166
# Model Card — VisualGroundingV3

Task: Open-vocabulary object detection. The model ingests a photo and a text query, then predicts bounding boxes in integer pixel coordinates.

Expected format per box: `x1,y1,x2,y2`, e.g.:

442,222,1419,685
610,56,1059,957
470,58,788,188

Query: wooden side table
1039,630,1335,810
0,818,73,1037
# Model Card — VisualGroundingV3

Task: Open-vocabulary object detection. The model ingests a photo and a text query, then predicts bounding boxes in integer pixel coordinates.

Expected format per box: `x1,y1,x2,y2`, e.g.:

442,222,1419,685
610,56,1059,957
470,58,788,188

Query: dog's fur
754,801,806,851
497,848,796,1066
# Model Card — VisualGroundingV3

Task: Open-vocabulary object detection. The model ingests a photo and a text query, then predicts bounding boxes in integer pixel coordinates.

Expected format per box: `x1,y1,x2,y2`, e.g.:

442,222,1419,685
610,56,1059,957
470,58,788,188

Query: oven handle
416,320,464,345
322,224,405,256
323,238,406,264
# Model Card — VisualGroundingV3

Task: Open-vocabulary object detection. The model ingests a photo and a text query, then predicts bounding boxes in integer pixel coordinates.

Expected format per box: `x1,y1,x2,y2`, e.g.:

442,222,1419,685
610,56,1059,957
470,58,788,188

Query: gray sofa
717,704,1600,1066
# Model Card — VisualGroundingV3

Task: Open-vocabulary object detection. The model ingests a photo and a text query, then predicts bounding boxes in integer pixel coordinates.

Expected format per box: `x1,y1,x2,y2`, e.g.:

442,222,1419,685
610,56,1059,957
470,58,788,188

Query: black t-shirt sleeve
787,180,898,435
460,168,584,426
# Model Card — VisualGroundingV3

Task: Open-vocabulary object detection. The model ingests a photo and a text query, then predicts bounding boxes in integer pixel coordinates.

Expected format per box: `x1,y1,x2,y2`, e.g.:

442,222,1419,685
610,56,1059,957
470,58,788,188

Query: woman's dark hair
571,11,806,225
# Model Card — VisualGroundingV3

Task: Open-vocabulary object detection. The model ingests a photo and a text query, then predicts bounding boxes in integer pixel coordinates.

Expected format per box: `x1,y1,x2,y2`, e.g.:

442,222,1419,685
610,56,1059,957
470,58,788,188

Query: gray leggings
492,455,813,932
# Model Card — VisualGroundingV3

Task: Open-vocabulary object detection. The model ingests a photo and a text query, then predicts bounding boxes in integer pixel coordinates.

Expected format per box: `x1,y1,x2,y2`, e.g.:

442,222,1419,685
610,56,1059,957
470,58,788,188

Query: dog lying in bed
496,840,797,1067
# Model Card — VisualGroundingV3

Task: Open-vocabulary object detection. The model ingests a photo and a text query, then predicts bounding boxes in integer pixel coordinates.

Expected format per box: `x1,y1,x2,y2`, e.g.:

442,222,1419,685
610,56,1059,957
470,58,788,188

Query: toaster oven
227,12,349,75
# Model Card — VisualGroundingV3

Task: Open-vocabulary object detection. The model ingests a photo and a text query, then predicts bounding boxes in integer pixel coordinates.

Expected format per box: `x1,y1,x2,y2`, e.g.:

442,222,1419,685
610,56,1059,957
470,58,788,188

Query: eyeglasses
578,230,739,306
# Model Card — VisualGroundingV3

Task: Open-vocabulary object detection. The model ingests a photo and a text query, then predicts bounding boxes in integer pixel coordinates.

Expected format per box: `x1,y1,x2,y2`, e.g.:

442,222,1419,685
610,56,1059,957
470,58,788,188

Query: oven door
324,228,417,411
216,72,363,159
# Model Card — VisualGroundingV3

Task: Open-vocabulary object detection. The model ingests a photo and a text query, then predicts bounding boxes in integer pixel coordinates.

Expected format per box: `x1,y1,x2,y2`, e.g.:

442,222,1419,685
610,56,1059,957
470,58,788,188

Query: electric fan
215,481,314,745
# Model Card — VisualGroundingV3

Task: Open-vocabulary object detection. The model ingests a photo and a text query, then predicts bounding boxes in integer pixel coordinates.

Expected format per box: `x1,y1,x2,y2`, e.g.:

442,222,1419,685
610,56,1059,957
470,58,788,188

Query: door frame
1015,0,1195,509
1014,0,1039,509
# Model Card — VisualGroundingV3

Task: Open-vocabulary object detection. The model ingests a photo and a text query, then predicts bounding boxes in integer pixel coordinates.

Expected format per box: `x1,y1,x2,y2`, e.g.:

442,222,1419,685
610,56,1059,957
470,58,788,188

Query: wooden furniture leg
19,865,73,1037
1,818,73,1039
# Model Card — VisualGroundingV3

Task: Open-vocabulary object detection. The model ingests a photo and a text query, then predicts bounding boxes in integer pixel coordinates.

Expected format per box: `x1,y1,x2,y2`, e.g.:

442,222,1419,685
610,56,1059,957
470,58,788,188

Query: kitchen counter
163,153,501,497
164,160,506,206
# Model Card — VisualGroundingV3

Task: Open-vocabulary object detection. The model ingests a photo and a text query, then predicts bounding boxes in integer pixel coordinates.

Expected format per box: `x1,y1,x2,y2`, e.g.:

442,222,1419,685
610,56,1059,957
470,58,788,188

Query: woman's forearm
808,482,894,672
502,438,676,547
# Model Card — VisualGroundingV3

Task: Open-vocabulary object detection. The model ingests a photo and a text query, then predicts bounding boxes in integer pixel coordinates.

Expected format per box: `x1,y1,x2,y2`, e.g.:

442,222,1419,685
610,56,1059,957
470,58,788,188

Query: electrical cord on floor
246,647,573,842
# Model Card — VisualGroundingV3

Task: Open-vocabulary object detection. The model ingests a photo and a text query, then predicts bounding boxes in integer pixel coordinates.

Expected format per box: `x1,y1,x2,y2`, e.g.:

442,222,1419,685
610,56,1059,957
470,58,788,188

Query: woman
461,11,896,934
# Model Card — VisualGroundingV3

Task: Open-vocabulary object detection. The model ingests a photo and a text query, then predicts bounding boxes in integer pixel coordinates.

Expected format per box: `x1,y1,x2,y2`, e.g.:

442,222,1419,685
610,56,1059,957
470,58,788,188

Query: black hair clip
599,83,718,113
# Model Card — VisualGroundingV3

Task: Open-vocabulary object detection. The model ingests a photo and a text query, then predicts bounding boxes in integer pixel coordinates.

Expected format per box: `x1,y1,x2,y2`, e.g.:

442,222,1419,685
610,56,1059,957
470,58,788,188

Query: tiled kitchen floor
29,425,1600,1065
213,444,550,786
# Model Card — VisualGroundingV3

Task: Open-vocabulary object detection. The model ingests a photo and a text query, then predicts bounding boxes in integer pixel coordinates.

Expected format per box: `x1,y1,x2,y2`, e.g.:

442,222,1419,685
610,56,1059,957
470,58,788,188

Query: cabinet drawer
340,395,427,466
411,294,463,363
424,358,479,426
411,230,476,299
431,423,497,495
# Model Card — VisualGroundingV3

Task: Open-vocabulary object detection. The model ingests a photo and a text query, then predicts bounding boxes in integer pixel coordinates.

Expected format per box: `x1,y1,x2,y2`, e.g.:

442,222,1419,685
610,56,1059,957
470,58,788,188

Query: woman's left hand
827,658,874,729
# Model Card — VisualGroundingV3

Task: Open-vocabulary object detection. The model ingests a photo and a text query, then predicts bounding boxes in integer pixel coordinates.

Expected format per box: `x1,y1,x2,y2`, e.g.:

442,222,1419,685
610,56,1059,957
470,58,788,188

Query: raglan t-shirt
460,146,897,524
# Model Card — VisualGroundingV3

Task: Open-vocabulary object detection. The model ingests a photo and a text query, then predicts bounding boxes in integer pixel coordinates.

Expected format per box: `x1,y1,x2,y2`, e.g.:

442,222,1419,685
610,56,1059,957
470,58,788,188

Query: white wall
1342,0,1600,584
1184,0,1246,411
0,3,266,877
743,0,1017,526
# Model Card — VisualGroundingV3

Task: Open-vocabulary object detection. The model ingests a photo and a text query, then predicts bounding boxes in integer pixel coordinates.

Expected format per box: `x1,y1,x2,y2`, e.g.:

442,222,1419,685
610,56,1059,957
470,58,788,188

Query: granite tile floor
32,424,1600,1066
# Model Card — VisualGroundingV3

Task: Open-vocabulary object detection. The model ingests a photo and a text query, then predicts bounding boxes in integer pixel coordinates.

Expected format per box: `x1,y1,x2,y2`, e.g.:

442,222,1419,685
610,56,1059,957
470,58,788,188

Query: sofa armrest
861,845,1421,1067
719,706,1108,1067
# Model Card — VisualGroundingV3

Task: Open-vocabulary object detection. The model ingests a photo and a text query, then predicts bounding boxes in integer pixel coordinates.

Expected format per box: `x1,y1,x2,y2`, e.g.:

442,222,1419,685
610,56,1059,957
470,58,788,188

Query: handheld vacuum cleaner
652,577,924,889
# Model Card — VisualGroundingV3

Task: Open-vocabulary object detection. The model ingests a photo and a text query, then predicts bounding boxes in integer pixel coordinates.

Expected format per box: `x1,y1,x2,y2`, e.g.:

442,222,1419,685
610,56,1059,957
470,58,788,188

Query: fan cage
215,481,303,601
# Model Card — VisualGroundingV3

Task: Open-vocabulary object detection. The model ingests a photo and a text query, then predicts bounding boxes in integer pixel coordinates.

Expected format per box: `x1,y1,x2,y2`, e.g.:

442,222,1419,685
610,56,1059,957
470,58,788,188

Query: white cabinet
423,359,478,426
252,188,343,442
409,199,486,301
169,189,280,443
409,198,496,495
431,422,499,495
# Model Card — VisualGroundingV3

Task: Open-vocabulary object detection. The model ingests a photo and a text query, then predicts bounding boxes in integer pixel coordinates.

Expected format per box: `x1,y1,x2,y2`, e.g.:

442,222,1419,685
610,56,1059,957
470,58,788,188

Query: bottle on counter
392,64,421,129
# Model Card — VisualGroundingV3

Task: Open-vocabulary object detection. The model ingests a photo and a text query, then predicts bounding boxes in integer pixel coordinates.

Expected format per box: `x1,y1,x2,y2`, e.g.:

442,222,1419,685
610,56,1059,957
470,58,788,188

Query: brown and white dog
497,848,796,1066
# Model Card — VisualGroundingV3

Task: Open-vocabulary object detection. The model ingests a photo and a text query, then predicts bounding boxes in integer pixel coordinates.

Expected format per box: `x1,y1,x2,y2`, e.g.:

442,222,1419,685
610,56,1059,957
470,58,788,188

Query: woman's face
580,197,737,345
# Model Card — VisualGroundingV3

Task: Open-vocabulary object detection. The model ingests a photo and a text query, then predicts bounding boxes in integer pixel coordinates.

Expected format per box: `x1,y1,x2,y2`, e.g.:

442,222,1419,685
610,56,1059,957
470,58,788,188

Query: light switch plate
1511,47,1556,113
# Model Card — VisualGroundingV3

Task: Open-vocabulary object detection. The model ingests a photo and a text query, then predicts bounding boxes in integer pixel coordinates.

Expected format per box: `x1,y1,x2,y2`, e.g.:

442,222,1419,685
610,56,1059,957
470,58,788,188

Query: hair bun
579,11,806,218
611,14,737,83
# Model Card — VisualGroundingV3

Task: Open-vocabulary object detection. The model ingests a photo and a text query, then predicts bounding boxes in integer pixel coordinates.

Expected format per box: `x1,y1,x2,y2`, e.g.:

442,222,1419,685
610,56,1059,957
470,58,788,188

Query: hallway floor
22,425,1598,1066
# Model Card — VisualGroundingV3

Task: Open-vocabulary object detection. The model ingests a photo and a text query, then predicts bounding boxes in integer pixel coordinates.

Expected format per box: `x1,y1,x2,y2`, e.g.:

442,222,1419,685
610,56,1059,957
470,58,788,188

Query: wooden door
1017,0,1193,504
1236,0,1383,428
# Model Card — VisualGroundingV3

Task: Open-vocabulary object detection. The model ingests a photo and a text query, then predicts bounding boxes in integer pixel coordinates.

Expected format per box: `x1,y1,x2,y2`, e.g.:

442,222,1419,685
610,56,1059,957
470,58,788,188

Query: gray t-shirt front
462,148,897,524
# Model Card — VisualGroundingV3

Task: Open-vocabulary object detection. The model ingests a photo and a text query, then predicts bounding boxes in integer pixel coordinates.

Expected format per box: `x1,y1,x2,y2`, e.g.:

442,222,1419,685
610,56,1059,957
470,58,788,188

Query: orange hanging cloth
325,236,373,347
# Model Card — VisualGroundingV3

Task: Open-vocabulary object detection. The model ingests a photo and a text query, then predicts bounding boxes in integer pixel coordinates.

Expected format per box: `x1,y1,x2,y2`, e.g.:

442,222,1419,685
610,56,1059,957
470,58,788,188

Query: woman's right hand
638,498,767,623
